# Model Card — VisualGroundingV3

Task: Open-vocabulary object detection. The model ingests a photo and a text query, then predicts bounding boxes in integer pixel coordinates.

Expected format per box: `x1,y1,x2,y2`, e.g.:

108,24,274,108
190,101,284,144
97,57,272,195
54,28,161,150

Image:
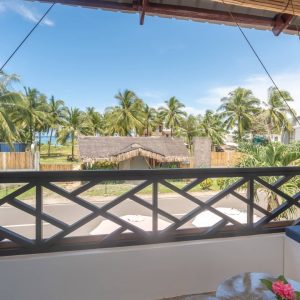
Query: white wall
0,234,284,300
295,127,300,141
130,156,149,170
284,236,300,282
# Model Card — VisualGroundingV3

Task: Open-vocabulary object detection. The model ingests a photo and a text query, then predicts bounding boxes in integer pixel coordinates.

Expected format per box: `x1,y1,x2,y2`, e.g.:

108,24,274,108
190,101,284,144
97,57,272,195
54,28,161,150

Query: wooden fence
0,152,37,170
211,151,243,167
39,164,74,171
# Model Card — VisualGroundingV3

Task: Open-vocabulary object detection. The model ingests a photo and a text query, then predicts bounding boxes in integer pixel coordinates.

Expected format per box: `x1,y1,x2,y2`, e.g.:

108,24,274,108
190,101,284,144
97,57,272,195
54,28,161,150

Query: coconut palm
261,87,294,139
85,107,103,136
218,88,260,140
198,110,226,146
237,142,300,217
158,97,186,137
58,108,89,161
47,96,67,156
176,114,199,152
105,90,144,136
0,92,23,147
0,71,19,96
142,105,157,136
12,87,48,145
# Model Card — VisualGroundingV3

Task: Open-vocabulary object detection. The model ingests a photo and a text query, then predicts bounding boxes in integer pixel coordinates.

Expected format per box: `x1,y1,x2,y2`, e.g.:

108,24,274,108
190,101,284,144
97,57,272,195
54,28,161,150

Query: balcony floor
162,292,216,299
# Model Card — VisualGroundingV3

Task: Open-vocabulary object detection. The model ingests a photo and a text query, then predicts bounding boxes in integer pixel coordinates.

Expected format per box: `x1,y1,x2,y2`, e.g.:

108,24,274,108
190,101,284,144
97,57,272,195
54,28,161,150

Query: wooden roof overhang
29,0,300,36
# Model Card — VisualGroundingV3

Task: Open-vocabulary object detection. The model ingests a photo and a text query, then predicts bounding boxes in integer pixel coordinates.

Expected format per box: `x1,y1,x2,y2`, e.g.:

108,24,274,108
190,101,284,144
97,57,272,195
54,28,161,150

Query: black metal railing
0,167,299,256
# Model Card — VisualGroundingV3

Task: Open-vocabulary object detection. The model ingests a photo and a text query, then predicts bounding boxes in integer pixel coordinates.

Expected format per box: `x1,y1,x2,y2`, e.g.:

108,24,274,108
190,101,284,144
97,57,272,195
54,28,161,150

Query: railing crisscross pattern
0,167,299,256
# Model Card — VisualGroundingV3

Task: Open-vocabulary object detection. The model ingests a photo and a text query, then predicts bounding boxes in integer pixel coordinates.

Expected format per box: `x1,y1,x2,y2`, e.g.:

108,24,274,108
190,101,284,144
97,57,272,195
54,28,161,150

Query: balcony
0,167,299,299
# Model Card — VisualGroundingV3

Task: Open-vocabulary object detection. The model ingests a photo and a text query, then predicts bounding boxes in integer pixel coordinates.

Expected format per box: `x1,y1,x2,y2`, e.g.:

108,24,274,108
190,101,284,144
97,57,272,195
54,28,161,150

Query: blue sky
1,0,300,114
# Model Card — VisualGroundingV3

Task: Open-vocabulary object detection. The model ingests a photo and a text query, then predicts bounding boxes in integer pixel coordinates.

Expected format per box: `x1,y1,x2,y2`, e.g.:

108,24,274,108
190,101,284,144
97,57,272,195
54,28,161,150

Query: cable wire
0,2,56,72
220,0,300,126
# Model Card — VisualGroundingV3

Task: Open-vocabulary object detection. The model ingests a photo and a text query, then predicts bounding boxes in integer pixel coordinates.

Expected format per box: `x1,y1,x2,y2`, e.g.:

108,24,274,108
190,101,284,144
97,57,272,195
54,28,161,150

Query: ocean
36,135,59,145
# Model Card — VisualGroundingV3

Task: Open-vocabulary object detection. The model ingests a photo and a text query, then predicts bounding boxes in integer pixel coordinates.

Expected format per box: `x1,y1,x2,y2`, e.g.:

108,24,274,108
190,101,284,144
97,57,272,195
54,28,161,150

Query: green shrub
217,178,226,190
82,161,118,170
200,178,213,190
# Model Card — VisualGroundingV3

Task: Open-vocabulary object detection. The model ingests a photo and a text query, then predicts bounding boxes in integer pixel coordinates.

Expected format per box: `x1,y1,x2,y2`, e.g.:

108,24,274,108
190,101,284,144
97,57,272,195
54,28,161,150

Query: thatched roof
78,136,189,163
31,0,300,35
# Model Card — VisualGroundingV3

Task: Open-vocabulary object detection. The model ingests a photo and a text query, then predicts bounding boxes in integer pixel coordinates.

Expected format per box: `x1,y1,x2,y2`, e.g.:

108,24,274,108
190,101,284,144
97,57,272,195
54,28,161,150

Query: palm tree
176,114,199,151
58,108,89,161
218,88,260,140
142,105,157,136
261,87,294,140
47,96,67,156
0,92,22,147
237,142,300,216
0,72,22,147
199,110,226,146
105,90,144,136
0,71,19,96
158,97,186,137
12,88,48,145
85,107,103,136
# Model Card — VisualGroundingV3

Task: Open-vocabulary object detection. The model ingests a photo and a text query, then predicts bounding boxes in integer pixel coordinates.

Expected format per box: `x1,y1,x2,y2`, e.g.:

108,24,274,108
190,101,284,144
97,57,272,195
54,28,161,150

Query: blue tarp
0,143,27,152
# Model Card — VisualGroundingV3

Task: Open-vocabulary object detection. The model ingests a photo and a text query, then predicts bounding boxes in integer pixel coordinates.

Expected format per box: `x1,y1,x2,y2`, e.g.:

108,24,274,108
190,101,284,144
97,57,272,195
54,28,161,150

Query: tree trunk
146,121,149,136
48,129,53,157
267,122,273,141
71,134,75,161
29,117,33,145
38,132,42,152
267,194,280,217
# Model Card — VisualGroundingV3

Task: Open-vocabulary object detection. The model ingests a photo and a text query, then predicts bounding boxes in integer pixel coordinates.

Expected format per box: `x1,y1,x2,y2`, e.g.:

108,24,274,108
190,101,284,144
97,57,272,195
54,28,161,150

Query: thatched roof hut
78,136,189,164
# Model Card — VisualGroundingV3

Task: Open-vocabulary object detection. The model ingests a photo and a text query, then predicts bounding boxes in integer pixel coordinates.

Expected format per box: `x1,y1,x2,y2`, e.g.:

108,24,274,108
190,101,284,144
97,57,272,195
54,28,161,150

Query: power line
220,0,300,126
0,2,56,72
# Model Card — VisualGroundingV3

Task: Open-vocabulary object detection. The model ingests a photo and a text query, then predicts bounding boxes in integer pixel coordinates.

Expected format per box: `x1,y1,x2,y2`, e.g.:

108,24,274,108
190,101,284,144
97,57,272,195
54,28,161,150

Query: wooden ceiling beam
139,0,148,25
272,13,294,36
28,0,299,34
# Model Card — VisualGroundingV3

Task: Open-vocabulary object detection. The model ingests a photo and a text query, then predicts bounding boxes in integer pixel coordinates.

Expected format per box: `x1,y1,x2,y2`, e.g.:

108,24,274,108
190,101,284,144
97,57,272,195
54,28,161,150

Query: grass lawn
0,180,221,201
39,144,79,164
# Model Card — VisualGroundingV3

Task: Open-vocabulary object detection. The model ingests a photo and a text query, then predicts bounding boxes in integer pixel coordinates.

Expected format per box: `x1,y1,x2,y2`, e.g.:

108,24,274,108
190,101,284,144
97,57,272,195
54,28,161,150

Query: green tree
0,92,22,147
47,96,67,156
142,105,157,136
58,108,89,161
0,72,22,147
176,114,199,151
12,88,48,145
85,107,103,136
218,88,260,140
199,110,226,146
105,90,144,136
261,87,294,139
237,142,300,216
0,71,19,96
158,97,186,137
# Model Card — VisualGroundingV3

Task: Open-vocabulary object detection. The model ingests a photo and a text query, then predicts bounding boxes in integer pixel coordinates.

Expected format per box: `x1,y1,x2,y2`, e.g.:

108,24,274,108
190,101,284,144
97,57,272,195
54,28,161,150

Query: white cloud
0,0,54,26
0,3,6,13
196,70,300,114
184,106,206,116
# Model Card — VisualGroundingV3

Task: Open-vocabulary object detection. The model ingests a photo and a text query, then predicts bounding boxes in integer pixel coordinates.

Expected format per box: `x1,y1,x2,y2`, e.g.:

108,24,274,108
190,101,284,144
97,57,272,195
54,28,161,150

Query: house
2,1,300,300
282,116,300,144
78,136,190,169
